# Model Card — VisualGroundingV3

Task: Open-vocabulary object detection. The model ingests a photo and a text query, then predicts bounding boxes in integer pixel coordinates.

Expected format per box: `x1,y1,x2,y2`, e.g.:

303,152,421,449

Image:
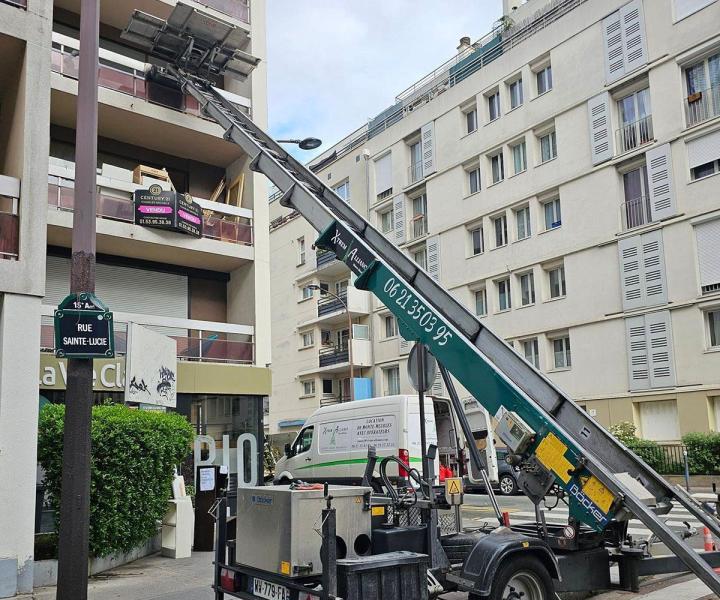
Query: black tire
484,554,554,600
441,532,485,564
498,473,518,496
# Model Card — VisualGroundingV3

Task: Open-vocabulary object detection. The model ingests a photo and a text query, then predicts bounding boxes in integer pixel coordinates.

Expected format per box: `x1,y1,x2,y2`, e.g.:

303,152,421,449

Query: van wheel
474,555,554,600
499,474,518,496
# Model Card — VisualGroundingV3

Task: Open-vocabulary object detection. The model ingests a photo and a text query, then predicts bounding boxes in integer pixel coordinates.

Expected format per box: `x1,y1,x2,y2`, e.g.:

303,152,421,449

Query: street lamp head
298,137,322,150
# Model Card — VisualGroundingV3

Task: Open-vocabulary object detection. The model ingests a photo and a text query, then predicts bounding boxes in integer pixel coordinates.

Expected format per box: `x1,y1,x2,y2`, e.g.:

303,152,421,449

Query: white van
273,395,496,487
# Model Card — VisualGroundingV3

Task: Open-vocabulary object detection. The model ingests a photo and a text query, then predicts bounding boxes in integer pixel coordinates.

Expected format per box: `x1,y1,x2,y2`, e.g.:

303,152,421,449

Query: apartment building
268,0,720,451
0,0,268,594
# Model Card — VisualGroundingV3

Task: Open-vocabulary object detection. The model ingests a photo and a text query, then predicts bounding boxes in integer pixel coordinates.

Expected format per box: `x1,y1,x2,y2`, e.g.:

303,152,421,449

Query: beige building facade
269,0,720,449
0,0,269,595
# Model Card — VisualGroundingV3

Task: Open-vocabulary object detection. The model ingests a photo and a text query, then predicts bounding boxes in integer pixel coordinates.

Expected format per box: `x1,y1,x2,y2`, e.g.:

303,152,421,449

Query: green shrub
682,432,720,475
608,421,639,446
38,404,193,557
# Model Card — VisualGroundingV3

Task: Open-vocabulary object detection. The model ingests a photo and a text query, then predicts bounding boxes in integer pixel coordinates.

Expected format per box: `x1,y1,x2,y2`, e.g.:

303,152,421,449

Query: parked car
464,449,519,496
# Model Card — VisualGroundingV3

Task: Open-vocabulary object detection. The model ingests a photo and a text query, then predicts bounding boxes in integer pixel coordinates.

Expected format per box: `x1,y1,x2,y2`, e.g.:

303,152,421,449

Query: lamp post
308,284,354,402
277,137,322,150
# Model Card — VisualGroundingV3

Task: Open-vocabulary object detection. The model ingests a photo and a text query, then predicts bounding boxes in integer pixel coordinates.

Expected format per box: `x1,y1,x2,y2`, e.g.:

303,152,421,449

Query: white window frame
547,264,567,299
384,314,398,339
515,205,531,240
334,180,350,202
467,166,481,195
297,237,306,265
383,365,400,395
543,197,562,230
300,285,314,301
487,90,501,122
539,130,557,163
493,214,508,248
536,65,553,95
550,334,572,369
380,208,394,234
511,140,527,175
497,277,512,312
474,287,487,316
470,226,484,256
490,151,505,184
707,308,720,349
301,379,316,397
691,158,720,181
519,271,536,306
523,338,540,368
300,330,315,348
465,106,478,134
509,77,524,109
413,246,427,270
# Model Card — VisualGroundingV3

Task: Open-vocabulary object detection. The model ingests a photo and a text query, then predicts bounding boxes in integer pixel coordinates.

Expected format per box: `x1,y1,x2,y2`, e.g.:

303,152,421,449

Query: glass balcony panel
97,193,134,223
0,212,19,260
98,65,136,96
197,0,250,23
62,53,79,79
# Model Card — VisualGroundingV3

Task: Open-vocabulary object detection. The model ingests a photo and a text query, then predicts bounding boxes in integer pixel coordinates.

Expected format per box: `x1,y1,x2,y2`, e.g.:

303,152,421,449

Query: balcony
316,248,338,268
0,175,20,261
411,214,428,240
40,306,254,364
615,115,653,155
621,195,652,231
318,292,347,317
320,395,349,407
685,85,720,128
319,345,349,368
408,162,423,185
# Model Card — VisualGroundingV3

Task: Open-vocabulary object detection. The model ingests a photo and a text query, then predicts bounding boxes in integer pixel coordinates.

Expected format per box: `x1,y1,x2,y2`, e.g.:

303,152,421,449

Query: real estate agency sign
134,185,203,237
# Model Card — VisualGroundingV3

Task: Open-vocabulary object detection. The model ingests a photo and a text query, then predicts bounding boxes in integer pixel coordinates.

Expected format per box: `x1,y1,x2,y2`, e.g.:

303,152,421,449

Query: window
515,206,531,240
511,141,527,174
411,194,427,238
297,237,306,265
493,214,508,247
301,285,314,300
474,288,487,316
380,208,394,234
470,226,484,255
488,91,501,121
497,278,512,311
543,198,561,230
293,426,314,455
708,310,720,347
409,141,422,183
548,265,566,298
300,330,314,348
552,336,572,369
519,272,536,306
622,165,651,229
465,107,478,134
536,65,552,95
384,366,400,395
413,247,427,270
523,338,540,368
490,151,504,184
322,379,333,395
468,167,481,194
696,219,720,294
684,52,720,126
320,329,332,345
539,130,557,162
638,400,679,441
375,152,393,198
384,314,397,338
509,78,524,109
334,180,350,202
301,380,315,396
616,88,652,153
692,159,720,180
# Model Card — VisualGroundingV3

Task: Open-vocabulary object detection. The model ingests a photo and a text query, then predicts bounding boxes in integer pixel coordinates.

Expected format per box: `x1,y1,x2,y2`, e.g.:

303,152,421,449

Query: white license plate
252,577,290,600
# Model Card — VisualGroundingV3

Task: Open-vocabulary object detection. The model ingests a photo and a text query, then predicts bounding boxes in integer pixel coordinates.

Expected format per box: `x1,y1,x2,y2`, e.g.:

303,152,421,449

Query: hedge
38,404,193,557
682,432,720,475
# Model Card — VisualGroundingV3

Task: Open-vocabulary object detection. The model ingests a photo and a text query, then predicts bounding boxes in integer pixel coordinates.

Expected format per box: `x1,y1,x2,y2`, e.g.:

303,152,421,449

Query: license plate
252,577,290,600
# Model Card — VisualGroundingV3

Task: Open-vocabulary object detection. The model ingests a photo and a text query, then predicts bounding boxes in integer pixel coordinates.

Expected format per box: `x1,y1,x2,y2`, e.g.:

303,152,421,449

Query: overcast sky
266,1,500,159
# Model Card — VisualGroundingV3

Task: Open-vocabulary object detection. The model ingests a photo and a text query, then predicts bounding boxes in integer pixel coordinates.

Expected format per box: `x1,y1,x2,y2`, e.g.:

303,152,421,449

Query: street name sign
54,292,114,359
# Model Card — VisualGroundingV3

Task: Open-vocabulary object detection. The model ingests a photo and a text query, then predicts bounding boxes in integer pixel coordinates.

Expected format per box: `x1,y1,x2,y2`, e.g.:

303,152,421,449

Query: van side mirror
284,443,292,458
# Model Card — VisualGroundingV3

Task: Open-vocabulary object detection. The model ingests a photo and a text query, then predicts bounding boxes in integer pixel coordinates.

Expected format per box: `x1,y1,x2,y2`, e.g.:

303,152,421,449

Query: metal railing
411,215,427,239
685,85,720,127
408,162,423,185
316,248,338,268
621,195,652,230
320,395,349,407
615,115,653,155
317,291,347,317
631,444,687,476
318,345,349,368
194,0,249,24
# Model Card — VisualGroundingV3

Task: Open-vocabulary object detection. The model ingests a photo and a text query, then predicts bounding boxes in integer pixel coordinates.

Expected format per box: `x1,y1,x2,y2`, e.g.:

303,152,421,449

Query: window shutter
641,229,668,307
687,129,720,169
393,195,406,245
620,0,647,75
420,121,436,177
602,11,625,82
639,399,679,440
625,315,649,390
646,144,676,221
426,235,440,281
587,92,614,165
645,310,676,388
695,219,720,289
618,235,644,310
374,153,392,195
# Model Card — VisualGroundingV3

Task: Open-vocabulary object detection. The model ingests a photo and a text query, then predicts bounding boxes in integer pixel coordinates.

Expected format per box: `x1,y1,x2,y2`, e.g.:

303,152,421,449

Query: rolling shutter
618,235,644,310
641,230,668,307
674,0,716,21
645,310,675,388
625,315,649,390
393,195,406,245
420,122,436,177
695,219,720,290
602,11,625,82
374,153,392,195
687,129,720,169
646,144,676,221
426,235,440,281
588,92,613,165
639,399,679,441
620,0,647,75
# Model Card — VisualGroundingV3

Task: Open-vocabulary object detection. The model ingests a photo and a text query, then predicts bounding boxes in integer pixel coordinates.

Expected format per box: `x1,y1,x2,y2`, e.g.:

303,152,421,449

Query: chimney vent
457,36,472,53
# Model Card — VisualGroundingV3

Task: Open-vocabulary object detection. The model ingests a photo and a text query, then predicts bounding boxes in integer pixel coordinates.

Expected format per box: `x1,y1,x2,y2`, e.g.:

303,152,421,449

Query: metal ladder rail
176,75,720,593
185,76,720,537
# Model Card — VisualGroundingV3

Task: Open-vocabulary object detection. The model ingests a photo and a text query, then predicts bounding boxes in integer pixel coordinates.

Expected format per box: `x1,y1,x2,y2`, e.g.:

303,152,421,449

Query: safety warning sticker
582,475,615,514
535,432,573,484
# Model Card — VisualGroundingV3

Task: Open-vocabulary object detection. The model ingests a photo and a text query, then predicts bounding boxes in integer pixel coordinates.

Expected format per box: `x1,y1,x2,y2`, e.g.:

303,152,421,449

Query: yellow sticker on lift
535,432,573,484
371,506,386,517
582,475,615,514
445,477,463,495
280,561,290,575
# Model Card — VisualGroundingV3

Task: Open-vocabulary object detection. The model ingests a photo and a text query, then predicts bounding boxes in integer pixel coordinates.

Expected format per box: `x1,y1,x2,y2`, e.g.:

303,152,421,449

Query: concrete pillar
0,293,41,595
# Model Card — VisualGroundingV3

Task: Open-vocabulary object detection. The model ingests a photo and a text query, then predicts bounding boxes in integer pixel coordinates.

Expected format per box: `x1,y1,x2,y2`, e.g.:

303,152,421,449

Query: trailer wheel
478,554,554,600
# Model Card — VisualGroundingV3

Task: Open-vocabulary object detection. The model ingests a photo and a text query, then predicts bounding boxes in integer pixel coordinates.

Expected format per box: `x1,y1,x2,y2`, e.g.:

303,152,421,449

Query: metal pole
683,448,691,492
346,298,354,402
417,344,429,484
56,0,99,598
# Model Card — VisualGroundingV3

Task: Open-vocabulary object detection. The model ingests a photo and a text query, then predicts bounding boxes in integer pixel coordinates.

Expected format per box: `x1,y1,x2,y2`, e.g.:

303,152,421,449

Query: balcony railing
316,248,338,269
320,395,349,407
615,115,653,155
40,309,254,364
317,292,348,317
685,85,720,127
319,345,349,368
621,195,652,231
408,162,423,185
411,215,427,239
195,0,250,23
0,176,20,260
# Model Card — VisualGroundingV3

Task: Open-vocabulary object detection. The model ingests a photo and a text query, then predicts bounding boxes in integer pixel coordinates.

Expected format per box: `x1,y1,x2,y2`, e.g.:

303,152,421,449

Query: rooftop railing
685,84,720,128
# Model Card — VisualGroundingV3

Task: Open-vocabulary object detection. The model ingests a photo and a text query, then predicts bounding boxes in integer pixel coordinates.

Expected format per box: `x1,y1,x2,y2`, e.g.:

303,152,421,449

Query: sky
266,1,500,160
